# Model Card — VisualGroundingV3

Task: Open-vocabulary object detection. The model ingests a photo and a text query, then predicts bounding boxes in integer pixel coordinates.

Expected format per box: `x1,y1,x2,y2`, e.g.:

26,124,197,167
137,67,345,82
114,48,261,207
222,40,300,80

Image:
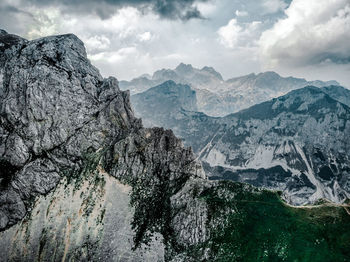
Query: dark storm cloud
311,53,350,65
25,0,208,20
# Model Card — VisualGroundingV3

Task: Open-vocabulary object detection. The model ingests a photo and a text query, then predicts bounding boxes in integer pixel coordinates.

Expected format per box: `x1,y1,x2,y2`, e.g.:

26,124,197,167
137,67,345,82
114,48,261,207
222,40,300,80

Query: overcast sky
1,0,349,86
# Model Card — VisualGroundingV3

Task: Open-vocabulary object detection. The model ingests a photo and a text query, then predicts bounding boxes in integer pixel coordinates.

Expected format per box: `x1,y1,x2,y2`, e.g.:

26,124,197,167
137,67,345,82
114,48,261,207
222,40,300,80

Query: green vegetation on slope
188,181,350,262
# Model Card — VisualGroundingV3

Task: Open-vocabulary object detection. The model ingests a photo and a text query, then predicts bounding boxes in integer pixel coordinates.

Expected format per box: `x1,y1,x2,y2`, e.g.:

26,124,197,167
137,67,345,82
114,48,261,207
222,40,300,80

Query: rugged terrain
123,63,338,117
132,81,350,205
0,30,349,261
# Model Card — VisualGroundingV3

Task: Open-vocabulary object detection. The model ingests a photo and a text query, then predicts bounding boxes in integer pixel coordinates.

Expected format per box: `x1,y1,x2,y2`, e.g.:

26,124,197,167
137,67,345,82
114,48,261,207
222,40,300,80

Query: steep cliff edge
0,30,349,262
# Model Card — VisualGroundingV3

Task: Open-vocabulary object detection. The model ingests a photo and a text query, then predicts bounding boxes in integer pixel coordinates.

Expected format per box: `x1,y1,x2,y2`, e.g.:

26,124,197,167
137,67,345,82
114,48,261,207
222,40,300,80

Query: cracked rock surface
0,30,138,230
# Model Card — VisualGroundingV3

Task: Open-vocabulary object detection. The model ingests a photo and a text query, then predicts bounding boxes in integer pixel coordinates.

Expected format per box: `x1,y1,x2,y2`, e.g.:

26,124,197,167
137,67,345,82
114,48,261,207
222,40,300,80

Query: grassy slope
187,181,350,262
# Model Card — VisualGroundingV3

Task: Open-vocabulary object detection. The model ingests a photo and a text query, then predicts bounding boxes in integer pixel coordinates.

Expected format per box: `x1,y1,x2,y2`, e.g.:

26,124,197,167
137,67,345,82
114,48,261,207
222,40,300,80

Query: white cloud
89,47,138,63
218,19,242,48
235,10,248,17
138,31,152,42
218,19,262,48
27,8,61,39
260,0,350,68
262,0,288,14
3,0,349,86
196,1,218,16
85,35,111,52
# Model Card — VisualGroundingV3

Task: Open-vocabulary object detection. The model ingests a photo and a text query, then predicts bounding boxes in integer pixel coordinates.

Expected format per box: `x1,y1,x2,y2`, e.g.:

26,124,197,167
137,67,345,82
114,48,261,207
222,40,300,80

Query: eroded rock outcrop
0,30,141,230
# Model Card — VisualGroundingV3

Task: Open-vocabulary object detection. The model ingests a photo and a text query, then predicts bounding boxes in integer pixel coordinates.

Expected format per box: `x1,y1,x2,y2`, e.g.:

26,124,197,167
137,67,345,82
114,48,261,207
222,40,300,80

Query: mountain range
122,63,339,117
132,81,350,205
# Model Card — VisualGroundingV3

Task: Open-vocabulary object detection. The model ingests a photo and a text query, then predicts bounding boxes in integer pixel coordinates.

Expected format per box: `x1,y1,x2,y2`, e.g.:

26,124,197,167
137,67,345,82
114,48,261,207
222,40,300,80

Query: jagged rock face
0,31,140,230
0,164,164,261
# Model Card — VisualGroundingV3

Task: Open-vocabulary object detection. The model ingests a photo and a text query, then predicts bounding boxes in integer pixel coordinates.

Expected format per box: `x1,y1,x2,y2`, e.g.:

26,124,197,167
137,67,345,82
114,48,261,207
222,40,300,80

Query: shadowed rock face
0,31,141,230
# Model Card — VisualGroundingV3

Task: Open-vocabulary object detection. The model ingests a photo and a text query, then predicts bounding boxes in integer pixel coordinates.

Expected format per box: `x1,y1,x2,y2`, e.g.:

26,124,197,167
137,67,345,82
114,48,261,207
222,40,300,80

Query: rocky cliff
0,30,349,262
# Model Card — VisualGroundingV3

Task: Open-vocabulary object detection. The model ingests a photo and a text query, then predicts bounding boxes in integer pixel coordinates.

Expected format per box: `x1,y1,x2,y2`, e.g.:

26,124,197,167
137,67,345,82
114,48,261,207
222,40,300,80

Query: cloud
218,19,242,48
85,35,111,52
89,47,139,63
138,31,152,42
2,0,348,87
20,0,209,20
0,1,36,36
262,0,288,14
235,10,248,17
260,0,350,68
218,18,262,48
27,8,61,39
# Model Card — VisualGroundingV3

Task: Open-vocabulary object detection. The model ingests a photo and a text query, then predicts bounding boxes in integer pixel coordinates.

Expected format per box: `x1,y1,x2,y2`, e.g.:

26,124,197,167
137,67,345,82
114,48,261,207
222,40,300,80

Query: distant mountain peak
200,66,223,80
175,62,194,74
158,79,177,86
152,68,180,80
139,73,151,79
176,62,193,69
257,71,281,80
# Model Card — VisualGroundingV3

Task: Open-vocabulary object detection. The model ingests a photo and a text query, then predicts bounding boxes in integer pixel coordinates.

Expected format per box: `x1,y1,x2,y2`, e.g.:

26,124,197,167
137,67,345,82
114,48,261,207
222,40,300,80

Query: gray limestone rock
0,30,141,231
